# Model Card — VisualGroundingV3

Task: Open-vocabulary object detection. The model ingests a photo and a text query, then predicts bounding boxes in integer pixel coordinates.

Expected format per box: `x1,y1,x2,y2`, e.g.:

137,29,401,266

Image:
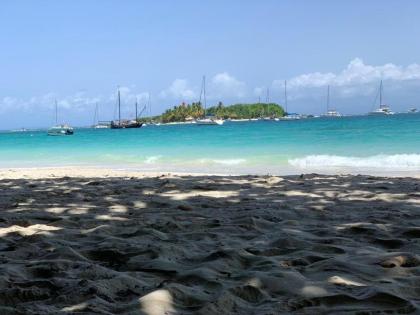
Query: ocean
1,113,419,175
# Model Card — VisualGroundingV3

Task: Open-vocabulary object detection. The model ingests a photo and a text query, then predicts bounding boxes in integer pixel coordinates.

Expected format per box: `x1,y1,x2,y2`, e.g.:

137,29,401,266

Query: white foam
144,155,162,164
289,154,420,169
198,158,246,165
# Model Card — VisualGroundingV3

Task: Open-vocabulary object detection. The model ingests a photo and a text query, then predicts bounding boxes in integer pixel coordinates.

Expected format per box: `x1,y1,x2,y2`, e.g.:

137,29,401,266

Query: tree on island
138,102,285,123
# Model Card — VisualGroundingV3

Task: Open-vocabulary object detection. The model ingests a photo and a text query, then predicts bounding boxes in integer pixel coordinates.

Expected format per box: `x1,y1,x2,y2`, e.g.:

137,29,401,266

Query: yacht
279,81,301,120
111,89,143,129
48,124,74,136
48,100,74,136
196,76,224,126
369,80,394,115
91,103,110,128
196,117,224,125
321,85,342,117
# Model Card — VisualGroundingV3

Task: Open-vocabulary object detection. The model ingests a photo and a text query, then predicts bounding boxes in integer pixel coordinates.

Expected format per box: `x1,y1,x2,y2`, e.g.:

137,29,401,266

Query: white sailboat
369,80,394,115
48,100,74,136
196,76,224,126
322,85,341,117
92,103,110,128
279,80,301,120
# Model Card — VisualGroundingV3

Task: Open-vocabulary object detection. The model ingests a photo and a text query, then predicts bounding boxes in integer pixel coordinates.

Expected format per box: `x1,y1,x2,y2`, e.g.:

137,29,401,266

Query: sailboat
279,80,300,120
111,88,143,129
92,103,110,128
196,76,224,126
322,85,342,117
47,100,74,136
369,80,394,115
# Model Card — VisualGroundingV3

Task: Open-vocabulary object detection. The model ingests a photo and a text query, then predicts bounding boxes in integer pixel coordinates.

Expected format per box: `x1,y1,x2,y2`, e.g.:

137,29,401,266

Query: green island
139,102,285,123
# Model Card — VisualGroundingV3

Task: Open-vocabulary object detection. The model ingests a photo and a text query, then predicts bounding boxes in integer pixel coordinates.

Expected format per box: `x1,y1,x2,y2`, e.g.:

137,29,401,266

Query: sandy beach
0,168,419,314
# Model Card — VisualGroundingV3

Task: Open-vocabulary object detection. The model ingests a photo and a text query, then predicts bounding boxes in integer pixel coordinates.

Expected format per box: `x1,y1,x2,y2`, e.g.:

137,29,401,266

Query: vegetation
139,102,285,123
207,102,285,119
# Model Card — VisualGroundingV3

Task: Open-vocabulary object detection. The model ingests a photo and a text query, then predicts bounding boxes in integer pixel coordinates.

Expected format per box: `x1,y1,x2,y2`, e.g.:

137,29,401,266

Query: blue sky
1,0,420,128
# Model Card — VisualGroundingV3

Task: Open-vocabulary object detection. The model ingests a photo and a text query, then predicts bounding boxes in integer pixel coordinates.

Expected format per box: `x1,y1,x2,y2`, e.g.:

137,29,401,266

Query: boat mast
135,99,138,121
148,92,151,117
118,87,121,126
327,85,330,112
93,103,98,126
55,99,58,125
266,87,270,116
379,80,383,107
284,80,288,114
203,75,206,117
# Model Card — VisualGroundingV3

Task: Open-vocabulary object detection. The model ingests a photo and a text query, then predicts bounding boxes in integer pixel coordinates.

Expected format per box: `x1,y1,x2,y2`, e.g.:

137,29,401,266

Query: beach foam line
289,154,420,169
144,155,162,164
198,158,247,165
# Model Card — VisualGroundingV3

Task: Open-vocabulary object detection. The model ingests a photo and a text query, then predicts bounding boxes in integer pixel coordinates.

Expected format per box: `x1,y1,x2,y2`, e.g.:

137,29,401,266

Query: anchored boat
111,88,144,129
196,76,224,126
48,100,74,136
321,85,342,117
369,80,394,115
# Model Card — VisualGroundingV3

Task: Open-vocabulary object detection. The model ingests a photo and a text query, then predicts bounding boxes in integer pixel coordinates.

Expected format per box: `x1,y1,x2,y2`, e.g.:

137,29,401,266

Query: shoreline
0,165,419,179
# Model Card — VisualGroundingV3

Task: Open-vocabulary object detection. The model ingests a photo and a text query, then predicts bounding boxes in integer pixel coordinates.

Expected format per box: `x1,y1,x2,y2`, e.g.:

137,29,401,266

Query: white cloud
109,86,150,106
275,58,420,90
159,79,196,100
210,72,246,98
0,92,102,113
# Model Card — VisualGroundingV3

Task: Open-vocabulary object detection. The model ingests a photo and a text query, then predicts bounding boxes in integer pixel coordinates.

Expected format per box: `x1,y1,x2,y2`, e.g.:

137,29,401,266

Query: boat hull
47,126,74,136
196,119,224,125
110,122,143,129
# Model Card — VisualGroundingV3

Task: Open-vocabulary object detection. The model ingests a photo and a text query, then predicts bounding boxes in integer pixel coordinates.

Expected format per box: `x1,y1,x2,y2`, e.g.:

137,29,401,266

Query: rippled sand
0,168,419,314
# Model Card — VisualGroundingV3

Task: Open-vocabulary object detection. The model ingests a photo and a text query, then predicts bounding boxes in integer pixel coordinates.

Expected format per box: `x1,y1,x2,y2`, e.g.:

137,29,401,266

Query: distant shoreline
0,166,419,179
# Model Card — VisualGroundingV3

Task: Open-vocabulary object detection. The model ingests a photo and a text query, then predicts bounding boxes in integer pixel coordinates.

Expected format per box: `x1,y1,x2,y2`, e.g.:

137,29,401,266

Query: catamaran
47,100,74,136
278,80,301,120
92,103,110,128
322,85,342,117
196,76,224,126
369,80,394,115
111,88,143,129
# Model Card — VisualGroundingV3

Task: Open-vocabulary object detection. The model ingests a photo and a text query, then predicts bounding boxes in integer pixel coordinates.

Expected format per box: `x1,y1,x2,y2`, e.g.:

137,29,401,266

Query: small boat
111,88,143,129
92,103,110,128
195,76,224,126
230,118,250,122
321,85,342,117
322,110,342,117
48,124,74,136
369,80,394,115
48,100,74,136
94,122,110,129
196,117,224,125
281,113,301,120
11,128,28,133
278,81,301,120
408,108,418,113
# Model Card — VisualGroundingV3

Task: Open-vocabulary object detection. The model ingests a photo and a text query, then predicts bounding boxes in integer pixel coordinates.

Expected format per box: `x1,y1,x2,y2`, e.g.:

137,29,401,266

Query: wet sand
0,168,419,314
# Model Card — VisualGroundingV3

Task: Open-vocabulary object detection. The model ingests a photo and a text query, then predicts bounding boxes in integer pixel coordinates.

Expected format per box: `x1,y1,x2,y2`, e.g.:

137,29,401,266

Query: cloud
210,72,246,98
275,58,420,90
0,92,103,113
159,79,196,100
109,87,150,107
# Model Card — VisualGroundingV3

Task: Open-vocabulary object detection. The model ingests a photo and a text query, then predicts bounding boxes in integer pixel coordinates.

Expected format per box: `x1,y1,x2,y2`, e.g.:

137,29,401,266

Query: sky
1,0,420,128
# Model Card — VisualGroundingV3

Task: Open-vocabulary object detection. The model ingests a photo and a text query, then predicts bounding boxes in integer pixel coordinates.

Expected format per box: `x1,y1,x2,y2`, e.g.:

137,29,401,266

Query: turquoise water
1,114,420,174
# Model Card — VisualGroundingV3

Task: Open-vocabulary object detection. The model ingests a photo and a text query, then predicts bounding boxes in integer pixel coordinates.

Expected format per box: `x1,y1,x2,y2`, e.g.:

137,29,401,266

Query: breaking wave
144,155,162,164
198,158,246,165
289,154,420,169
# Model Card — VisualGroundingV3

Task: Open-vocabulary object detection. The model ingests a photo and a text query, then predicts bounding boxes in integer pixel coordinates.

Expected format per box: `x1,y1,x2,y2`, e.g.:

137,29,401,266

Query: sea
1,113,419,175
